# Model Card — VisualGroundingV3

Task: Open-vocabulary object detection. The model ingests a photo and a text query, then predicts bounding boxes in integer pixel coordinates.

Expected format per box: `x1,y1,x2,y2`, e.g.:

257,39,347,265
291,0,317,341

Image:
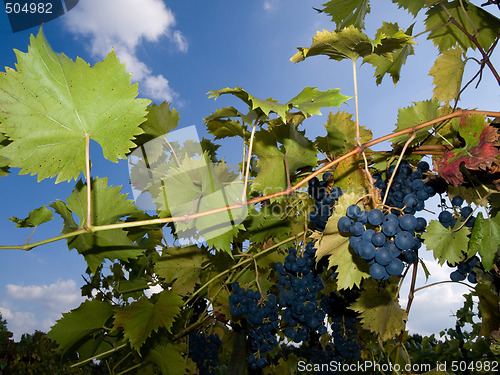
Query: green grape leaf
48,300,114,353
0,28,150,183
475,282,500,337
392,99,440,145
469,212,500,271
429,47,465,102
9,205,53,228
316,110,373,155
146,343,187,375
287,87,351,117
350,279,407,341
425,1,500,52
320,0,371,30
208,87,288,119
113,290,183,352
363,23,415,85
421,220,470,265
50,177,145,273
245,205,292,244
311,193,370,289
333,154,370,194
392,0,426,16
133,102,180,147
154,246,208,295
291,25,413,63
434,115,499,186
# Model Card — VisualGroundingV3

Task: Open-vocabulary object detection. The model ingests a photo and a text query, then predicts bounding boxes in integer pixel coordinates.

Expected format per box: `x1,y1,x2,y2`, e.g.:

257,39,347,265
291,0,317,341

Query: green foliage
1,1,500,372
0,28,150,183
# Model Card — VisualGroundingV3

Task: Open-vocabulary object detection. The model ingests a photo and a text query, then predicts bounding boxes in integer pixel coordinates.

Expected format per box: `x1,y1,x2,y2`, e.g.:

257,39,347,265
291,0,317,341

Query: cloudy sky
0,0,497,340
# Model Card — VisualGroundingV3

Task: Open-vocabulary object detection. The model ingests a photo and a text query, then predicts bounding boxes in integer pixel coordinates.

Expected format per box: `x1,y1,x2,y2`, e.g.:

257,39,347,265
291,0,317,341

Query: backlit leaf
320,0,371,30
392,99,440,145
469,212,500,271
429,47,465,102
392,0,426,16
421,220,470,265
9,205,53,228
0,28,150,183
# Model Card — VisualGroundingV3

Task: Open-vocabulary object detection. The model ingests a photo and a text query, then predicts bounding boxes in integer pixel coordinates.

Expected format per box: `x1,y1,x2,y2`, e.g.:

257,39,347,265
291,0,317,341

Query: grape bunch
275,243,328,343
438,195,476,229
188,331,222,375
449,256,479,283
338,205,426,280
320,293,362,360
373,160,436,215
308,173,343,232
229,282,279,369
310,344,340,375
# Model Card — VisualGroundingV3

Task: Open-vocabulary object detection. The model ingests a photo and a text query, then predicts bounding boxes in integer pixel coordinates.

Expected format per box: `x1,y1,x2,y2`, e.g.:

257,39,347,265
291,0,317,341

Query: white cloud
1,279,83,340
264,0,279,11
64,0,187,103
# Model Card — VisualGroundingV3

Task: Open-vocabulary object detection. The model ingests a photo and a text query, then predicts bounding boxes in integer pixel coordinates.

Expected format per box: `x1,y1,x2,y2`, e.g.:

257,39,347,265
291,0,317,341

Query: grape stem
2,110,500,251
412,280,475,294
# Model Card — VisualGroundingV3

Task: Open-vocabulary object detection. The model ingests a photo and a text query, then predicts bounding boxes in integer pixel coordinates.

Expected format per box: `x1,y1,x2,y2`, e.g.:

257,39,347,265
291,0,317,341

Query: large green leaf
291,25,413,63
350,279,407,341
48,300,114,353
50,177,146,273
421,220,470,265
0,28,150,183
469,212,500,271
429,47,465,102
425,1,500,52
113,290,183,352
320,0,371,30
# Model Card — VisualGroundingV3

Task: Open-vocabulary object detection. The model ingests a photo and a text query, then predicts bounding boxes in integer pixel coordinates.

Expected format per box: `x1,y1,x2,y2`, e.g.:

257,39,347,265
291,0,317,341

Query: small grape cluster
450,256,479,283
320,293,362,360
338,205,426,280
275,243,327,343
188,331,222,375
373,160,436,215
229,282,279,369
307,173,343,232
438,195,476,229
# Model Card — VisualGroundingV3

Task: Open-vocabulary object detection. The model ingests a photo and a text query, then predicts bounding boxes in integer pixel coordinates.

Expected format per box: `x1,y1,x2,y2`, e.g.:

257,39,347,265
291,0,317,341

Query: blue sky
0,0,497,340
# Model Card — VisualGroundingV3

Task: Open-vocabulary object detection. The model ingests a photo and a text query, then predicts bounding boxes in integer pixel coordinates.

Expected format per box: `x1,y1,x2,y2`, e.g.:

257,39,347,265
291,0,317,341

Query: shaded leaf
421,220,470,265
113,290,183,352
475,282,500,337
469,212,500,271
48,300,114,353
350,279,407,341
425,1,500,52
429,47,465,102
0,28,150,183
146,343,187,375
9,205,53,228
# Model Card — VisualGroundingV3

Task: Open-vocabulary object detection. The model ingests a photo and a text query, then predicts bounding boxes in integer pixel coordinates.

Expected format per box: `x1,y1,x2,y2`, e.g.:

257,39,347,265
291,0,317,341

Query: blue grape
367,209,384,225
386,258,404,276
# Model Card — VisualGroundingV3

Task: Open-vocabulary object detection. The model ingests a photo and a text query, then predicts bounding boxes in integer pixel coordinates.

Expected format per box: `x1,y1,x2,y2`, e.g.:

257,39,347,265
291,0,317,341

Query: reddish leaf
434,117,500,185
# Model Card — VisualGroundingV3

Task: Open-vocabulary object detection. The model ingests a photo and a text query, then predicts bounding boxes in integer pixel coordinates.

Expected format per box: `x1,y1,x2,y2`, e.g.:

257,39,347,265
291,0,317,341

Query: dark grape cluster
320,293,362,360
438,195,476,229
450,256,479,283
188,331,222,375
310,344,340,374
275,243,328,343
373,160,436,215
308,173,343,232
229,282,279,369
338,204,426,280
